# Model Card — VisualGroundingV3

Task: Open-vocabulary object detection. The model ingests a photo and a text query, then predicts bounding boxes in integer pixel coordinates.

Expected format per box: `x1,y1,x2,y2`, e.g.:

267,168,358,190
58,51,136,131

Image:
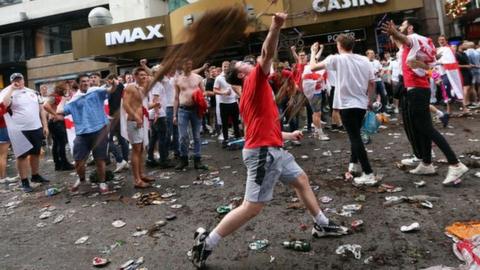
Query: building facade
1,0,467,89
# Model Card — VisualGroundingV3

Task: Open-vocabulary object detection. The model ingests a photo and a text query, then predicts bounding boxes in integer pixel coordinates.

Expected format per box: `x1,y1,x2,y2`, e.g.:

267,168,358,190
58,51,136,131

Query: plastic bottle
282,240,311,252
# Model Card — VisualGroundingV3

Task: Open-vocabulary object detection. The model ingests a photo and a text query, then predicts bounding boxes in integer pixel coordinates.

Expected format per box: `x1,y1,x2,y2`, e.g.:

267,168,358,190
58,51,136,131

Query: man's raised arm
259,13,287,75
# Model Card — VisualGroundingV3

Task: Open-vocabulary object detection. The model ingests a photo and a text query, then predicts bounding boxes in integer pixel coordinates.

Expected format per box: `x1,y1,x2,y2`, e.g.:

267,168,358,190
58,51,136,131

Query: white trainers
114,160,129,173
99,183,109,194
348,163,362,174
317,131,330,141
401,156,420,166
409,163,436,175
443,163,468,185
353,173,378,186
292,140,301,146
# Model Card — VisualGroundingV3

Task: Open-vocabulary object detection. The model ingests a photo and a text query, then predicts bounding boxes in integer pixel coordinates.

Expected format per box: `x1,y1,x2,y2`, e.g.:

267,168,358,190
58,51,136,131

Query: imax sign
105,24,164,46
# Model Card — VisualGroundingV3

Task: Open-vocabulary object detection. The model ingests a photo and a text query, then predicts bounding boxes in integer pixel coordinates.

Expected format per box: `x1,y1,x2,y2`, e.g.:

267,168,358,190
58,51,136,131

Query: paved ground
1,110,479,270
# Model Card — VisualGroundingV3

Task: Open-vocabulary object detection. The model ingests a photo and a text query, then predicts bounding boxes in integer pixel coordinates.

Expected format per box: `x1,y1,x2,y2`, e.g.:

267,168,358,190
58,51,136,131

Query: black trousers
340,108,373,174
220,102,241,141
48,120,69,166
402,88,458,165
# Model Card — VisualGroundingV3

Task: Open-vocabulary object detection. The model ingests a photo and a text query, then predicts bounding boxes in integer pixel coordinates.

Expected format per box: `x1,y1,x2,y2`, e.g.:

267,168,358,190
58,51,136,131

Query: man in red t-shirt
188,13,348,269
381,18,468,186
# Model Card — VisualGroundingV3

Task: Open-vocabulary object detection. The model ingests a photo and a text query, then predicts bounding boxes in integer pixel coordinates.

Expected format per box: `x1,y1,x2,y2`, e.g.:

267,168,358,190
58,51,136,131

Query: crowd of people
0,11,476,269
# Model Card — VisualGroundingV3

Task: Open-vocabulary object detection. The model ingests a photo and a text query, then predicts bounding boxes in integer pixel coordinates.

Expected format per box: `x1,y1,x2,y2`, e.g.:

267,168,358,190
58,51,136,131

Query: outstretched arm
259,13,288,75
290,46,299,63
310,43,326,71
381,20,410,46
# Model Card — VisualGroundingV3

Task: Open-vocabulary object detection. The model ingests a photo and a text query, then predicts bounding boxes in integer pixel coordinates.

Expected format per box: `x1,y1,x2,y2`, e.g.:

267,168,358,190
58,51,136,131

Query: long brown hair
53,81,68,96
150,5,248,89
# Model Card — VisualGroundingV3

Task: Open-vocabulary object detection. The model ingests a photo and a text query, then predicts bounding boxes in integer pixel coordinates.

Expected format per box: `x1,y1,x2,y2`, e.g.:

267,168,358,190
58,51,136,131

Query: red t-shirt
293,63,306,91
240,64,283,149
402,44,430,89
0,103,7,128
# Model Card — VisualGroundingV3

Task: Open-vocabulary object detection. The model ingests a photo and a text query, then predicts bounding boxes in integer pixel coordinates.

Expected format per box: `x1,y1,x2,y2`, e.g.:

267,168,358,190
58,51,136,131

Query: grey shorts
243,147,304,203
127,121,145,144
308,93,323,113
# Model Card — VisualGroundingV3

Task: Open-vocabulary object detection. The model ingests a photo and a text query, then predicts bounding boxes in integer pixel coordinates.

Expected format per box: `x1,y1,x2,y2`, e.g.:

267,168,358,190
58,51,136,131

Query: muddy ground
0,111,479,270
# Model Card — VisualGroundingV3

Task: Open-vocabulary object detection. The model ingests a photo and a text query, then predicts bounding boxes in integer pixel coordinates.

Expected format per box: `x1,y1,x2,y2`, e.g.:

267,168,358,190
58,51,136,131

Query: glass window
35,18,89,57
0,0,22,7
0,31,24,63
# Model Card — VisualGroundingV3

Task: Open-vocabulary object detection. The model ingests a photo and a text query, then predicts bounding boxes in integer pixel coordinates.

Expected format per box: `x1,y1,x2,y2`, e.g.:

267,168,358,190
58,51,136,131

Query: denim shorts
0,127,9,143
243,147,304,203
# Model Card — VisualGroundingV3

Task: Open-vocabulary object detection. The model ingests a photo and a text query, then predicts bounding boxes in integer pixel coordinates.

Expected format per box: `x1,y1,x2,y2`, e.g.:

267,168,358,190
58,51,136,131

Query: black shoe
159,160,174,169
312,221,349,238
175,156,189,171
439,113,450,128
146,159,159,167
194,157,208,170
54,163,62,171
221,141,228,149
31,175,50,184
21,182,33,193
61,163,75,171
188,227,212,269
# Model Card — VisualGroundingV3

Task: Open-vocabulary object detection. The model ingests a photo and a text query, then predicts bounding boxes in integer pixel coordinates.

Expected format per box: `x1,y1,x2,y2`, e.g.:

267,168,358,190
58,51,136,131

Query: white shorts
127,121,145,145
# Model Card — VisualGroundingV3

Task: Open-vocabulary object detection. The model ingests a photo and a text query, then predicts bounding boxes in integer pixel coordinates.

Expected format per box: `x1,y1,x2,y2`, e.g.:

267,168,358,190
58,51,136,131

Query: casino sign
312,0,388,13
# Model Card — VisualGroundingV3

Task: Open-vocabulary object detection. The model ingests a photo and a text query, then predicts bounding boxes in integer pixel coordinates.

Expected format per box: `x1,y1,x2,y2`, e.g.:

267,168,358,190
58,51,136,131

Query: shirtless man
122,67,155,188
173,59,208,171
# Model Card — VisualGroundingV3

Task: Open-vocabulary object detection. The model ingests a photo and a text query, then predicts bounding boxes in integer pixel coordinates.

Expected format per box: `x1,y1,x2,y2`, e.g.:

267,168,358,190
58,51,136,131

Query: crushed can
351,219,364,231
248,239,269,251
45,187,60,197
282,240,311,252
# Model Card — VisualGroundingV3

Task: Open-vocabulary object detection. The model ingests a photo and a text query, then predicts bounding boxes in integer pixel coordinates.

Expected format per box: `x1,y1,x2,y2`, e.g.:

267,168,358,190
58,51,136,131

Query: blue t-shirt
64,88,109,135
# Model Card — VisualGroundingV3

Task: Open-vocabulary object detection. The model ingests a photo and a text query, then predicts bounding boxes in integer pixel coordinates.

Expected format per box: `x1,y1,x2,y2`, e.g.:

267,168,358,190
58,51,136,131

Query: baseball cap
10,73,24,82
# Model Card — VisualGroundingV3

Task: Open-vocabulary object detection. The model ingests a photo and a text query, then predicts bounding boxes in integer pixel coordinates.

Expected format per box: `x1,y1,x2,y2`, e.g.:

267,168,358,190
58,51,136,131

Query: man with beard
381,18,468,185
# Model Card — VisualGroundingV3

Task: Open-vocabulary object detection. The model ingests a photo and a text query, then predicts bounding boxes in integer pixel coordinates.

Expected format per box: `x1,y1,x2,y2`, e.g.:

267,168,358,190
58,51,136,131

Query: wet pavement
1,111,479,270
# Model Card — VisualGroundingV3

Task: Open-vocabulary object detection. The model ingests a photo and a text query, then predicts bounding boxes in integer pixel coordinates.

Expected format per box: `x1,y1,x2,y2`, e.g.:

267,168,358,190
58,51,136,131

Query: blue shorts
0,127,9,143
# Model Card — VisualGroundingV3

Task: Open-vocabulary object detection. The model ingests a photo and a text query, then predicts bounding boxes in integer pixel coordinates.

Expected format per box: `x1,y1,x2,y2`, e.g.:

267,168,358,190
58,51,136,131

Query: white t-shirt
302,65,326,100
369,59,383,82
9,88,43,130
324,53,374,110
163,76,175,107
149,82,166,119
213,73,237,104
390,59,401,82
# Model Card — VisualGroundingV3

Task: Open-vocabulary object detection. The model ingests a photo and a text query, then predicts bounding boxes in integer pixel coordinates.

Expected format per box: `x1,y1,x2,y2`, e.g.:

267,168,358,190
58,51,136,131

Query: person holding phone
1,73,49,193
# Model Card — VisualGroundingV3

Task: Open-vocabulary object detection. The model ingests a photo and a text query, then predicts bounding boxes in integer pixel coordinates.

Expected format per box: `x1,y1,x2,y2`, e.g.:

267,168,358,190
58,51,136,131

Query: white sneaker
401,156,420,166
292,140,301,146
394,108,399,114
114,160,128,173
217,133,224,141
99,183,109,194
71,179,87,192
348,163,362,174
353,173,378,186
409,163,436,175
443,163,468,185
5,177,18,184
317,131,330,141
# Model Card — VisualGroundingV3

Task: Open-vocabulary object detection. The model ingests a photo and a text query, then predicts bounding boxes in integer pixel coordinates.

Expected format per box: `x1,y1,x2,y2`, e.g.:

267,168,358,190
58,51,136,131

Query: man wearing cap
1,73,49,193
